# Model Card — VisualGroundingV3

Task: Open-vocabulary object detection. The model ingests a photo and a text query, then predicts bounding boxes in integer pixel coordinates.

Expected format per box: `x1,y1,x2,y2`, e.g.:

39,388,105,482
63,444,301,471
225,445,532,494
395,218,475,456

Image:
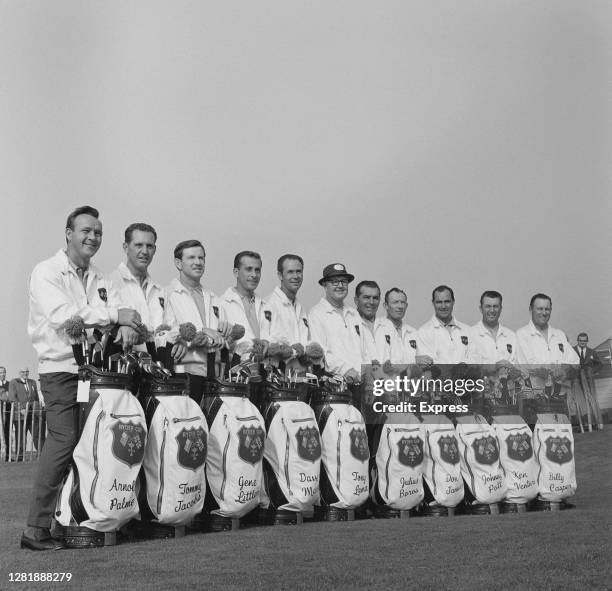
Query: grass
0,428,610,590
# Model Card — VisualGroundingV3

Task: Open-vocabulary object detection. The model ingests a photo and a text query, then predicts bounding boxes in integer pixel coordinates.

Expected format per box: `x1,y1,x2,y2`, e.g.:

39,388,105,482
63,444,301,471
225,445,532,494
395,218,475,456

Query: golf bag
202,382,266,518
456,414,507,504
491,415,539,504
420,414,464,507
261,386,321,512
140,374,207,525
313,390,369,509
370,413,425,511
56,369,147,532
533,413,577,501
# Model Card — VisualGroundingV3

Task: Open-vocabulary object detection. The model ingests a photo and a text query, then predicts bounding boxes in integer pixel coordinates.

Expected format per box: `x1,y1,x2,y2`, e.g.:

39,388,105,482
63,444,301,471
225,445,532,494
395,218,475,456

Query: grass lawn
0,427,610,590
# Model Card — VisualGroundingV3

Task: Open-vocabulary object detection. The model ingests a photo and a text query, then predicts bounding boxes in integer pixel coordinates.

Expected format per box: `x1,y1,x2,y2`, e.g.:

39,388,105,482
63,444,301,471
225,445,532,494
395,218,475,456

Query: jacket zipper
385,427,392,499
172,417,200,423
220,415,230,501
110,413,141,419
336,420,342,489
282,419,291,495
291,418,314,423
236,416,258,421
90,411,105,506
157,417,169,514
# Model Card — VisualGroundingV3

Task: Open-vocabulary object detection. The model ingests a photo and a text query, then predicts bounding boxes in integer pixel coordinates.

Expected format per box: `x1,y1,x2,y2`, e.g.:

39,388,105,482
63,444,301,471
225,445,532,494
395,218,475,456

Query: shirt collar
57,249,103,280
475,320,509,337
527,320,551,337
118,262,158,289
273,286,297,307
431,314,460,330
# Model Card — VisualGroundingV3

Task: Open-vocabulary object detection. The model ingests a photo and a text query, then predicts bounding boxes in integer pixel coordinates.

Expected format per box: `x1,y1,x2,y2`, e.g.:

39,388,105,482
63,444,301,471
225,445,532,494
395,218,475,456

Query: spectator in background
573,332,603,430
8,368,45,459
0,366,11,461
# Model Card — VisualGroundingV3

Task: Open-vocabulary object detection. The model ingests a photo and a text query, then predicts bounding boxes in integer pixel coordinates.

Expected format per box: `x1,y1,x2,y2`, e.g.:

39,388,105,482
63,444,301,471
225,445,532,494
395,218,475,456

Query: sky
1,1,611,377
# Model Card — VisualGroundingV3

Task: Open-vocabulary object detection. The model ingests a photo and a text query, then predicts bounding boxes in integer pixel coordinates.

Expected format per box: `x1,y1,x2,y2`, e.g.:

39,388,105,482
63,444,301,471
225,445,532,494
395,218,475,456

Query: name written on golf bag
456,414,507,504
371,413,425,510
262,400,322,511
317,403,369,509
142,395,208,525
205,396,266,518
492,415,538,503
533,413,577,501
420,414,464,507
56,387,147,532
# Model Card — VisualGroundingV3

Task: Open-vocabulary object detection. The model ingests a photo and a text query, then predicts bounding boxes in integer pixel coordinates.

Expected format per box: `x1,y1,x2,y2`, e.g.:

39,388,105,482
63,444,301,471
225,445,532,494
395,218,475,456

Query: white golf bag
491,414,539,504
370,413,425,510
533,413,577,501
141,386,208,526
420,414,464,507
203,384,266,518
261,389,321,512
56,373,147,532
314,392,369,510
456,414,507,504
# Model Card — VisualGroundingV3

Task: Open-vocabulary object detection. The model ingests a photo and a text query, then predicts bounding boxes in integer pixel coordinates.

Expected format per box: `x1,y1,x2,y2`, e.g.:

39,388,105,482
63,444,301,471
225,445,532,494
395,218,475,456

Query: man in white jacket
417,285,471,366
221,251,269,360
22,206,141,551
164,240,229,398
110,223,165,351
374,288,419,366
516,293,579,385
263,254,311,371
308,263,362,385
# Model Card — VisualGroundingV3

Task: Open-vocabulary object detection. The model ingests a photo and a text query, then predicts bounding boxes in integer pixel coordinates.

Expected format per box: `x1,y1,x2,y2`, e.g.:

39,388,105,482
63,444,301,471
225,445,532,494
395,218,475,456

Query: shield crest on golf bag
56,382,147,532
204,395,266,518
262,399,321,511
141,395,208,525
371,413,425,510
492,415,538,504
456,414,507,504
420,414,464,507
533,413,576,501
316,402,369,509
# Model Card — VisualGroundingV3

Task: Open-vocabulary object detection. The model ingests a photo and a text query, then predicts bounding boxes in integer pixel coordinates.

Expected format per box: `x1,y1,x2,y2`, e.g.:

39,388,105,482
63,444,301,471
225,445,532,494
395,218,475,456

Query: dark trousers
26,373,79,529
1,402,13,460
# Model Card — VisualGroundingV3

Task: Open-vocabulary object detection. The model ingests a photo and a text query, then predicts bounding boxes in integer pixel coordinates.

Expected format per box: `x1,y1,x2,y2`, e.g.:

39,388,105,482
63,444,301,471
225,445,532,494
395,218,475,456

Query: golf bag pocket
263,400,321,511
533,413,576,501
421,415,464,507
456,414,506,504
142,395,207,525
492,415,538,503
56,386,147,532
317,403,369,509
204,396,266,518
371,414,425,510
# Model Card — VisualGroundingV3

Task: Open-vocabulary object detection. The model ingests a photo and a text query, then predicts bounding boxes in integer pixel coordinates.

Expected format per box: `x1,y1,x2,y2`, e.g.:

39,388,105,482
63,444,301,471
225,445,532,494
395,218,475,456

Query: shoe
20,532,62,551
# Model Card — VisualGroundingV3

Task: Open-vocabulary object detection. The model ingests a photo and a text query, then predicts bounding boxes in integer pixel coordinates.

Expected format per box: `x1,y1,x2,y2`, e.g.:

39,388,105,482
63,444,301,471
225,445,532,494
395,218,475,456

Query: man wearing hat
308,264,363,385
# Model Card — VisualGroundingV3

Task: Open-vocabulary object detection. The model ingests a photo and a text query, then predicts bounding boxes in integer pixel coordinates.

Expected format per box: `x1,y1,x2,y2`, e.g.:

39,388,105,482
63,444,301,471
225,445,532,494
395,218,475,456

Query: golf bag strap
264,402,280,431
263,457,289,509
204,396,224,429
207,352,216,379
317,404,334,434
68,462,89,525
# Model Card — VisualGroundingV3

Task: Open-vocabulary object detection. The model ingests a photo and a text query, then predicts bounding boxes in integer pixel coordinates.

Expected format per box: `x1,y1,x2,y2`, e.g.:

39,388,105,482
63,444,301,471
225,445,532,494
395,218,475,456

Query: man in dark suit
573,333,603,430
0,366,11,461
8,368,45,459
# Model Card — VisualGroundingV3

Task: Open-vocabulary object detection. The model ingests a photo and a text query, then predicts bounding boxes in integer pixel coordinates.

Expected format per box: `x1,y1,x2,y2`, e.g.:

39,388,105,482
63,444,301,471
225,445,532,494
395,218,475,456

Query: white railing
0,401,46,462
